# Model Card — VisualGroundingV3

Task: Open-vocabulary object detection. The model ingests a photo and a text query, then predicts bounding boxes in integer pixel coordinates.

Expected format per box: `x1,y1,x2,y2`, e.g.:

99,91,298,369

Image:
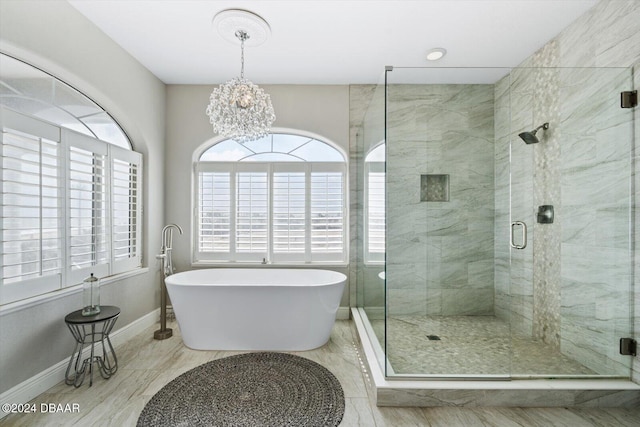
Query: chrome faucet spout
159,223,183,277
161,223,184,251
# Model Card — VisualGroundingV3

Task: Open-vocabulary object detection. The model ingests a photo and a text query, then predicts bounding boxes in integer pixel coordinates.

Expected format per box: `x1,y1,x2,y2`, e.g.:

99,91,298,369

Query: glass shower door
508,66,634,378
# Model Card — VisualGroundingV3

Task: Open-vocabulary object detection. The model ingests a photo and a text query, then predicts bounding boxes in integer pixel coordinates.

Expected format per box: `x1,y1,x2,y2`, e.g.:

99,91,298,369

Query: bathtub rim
165,268,347,288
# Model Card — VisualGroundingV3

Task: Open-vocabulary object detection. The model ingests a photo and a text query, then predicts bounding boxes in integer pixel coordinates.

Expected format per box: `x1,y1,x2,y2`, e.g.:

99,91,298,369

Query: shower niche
420,174,449,202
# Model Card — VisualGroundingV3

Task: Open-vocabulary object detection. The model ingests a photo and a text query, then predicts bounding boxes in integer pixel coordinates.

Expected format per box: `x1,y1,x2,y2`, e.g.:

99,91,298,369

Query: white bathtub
165,268,346,351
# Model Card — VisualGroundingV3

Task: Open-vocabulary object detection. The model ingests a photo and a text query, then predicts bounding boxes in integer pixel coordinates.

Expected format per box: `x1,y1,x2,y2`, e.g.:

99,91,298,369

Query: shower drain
426,335,441,341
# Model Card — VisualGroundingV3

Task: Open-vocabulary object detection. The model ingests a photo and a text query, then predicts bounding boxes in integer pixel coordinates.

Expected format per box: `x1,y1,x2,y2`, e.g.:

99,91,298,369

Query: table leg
100,317,118,376
65,323,87,387
65,314,119,387
88,323,96,386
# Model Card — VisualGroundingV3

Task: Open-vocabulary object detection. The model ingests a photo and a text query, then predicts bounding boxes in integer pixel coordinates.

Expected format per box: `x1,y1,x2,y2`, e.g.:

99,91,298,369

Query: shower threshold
351,308,640,407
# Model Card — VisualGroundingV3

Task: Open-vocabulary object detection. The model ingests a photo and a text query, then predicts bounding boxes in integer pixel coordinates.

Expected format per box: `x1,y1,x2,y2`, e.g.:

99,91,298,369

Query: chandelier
206,11,275,143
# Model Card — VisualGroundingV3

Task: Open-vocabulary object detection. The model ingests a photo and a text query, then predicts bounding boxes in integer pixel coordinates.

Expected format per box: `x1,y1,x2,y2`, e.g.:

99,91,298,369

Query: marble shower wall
557,65,633,376
538,0,639,381
386,84,495,316
495,0,639,377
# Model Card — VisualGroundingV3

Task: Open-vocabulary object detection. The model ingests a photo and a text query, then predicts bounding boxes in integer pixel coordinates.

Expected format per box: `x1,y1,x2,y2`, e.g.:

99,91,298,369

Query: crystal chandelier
206,29,275,143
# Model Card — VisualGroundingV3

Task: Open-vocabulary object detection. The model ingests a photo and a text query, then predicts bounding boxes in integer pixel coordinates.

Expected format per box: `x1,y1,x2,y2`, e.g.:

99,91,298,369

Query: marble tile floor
3,319,639,427
371,316,597,377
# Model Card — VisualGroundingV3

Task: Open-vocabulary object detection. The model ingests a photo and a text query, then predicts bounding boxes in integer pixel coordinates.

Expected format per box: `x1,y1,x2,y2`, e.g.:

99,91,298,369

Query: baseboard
361,306,384,319
336,306,350,320
107,308,160,349
0,308,159,419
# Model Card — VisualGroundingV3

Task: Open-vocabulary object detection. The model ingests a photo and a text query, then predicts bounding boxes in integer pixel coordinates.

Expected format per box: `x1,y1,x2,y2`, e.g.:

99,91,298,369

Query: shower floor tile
370,315,596,377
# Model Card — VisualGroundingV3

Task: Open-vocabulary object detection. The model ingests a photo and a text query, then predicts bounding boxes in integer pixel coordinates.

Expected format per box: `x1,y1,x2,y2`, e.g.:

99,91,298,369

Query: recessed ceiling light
426,48,447,61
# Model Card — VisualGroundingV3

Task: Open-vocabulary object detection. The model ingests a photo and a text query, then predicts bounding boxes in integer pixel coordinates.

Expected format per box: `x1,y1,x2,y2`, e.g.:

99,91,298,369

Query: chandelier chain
235,30,249,80
240,36,245,79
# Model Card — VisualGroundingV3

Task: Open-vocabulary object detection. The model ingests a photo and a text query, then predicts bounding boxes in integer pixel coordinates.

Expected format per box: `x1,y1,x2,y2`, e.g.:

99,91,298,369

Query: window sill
0,267,149,317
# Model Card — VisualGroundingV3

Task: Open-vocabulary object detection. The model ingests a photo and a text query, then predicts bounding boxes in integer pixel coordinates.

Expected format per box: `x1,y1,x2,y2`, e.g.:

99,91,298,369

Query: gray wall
0,1,166,393
164,84,351,305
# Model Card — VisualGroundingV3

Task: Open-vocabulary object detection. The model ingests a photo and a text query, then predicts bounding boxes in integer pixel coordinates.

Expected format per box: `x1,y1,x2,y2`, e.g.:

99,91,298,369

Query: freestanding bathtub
164,268,346,351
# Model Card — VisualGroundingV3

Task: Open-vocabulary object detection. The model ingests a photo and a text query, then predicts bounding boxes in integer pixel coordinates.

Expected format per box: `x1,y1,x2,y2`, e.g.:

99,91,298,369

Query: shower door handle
510,221,527,249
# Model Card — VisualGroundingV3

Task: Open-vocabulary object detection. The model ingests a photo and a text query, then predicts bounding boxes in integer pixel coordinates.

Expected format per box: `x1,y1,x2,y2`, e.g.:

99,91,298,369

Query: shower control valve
537,205,554,224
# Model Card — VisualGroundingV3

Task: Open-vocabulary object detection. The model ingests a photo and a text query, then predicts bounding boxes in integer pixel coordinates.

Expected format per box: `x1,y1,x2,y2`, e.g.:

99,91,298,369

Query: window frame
1,108,143,305
192,131,348,266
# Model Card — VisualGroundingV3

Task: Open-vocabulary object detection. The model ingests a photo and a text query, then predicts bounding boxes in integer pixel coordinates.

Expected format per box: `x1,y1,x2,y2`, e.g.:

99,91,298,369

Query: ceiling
67,0,598,85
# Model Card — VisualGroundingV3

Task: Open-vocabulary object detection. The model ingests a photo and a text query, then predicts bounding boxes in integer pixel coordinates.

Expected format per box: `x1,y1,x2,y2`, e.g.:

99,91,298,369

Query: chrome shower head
518,122,549,144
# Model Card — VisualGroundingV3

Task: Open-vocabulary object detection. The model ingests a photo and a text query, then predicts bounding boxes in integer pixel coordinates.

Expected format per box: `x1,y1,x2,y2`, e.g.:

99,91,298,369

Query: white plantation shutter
0,108,143,305
198,169,232,255
272,166,306,262
111,146,142,273
366,164,385,263
1,111,62,303
236,168,268,260
310,164,346,262
66,131,109,283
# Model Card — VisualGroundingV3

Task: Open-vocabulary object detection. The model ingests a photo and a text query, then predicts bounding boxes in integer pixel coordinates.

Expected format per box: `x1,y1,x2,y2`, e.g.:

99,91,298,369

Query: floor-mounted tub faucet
154,223,183,340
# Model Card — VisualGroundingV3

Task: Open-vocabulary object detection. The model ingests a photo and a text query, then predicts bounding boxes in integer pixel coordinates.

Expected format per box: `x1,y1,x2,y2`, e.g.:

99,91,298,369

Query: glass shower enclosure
356,66,635,379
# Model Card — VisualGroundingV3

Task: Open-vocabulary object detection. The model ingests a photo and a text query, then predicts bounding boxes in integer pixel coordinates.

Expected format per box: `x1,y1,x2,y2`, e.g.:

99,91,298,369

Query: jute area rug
137,352,345,426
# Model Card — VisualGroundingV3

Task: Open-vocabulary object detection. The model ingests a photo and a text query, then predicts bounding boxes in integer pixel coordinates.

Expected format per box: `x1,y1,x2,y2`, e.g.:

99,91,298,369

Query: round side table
64,305,120,387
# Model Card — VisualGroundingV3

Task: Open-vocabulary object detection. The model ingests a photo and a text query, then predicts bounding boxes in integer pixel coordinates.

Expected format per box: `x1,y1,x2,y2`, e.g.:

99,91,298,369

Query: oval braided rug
137,352,345,426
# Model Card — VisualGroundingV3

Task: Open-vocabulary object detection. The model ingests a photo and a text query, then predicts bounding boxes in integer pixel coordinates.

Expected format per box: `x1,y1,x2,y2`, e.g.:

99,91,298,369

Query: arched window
0,54,142,305
0,54,131,149
194,132,347,264
365,143,385,263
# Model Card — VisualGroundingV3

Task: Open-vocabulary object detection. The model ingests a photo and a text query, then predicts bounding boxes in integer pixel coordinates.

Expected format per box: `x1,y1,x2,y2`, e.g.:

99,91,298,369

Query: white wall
165,84,351,304
0,0,166,392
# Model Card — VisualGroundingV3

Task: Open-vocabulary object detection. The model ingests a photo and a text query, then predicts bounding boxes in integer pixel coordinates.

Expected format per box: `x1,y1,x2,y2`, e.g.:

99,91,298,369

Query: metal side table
64,305,120,387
